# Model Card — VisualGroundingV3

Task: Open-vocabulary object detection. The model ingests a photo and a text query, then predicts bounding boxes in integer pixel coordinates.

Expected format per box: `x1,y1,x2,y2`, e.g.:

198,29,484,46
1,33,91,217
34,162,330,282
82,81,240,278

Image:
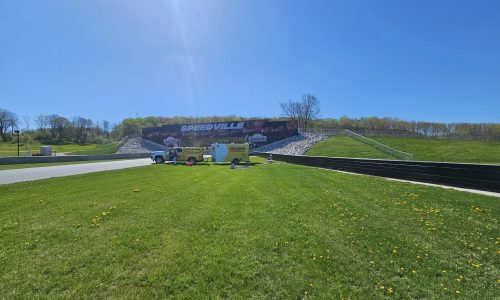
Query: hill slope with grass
305,136,393,159
1,158,498,298
306,136,500,164
67,142,119,155
0,141,118,157
372,137,500,164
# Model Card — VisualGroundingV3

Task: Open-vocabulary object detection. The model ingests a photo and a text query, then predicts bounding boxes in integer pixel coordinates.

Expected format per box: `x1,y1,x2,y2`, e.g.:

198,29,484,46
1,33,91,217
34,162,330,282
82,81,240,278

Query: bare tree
53,116,72,141
35,115,49,132
103,120,110,137
48,114,59,138
0,109,16,141
301,94,321,128
7,113,19,135
23,116,31,131
72,116,93,144
94,119,101,136
280,94,321,128
280,100,301,121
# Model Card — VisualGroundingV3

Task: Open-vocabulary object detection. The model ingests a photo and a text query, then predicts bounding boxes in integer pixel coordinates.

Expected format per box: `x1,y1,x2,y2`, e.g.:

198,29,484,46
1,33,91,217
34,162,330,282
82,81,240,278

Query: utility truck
211,143,249,164
151,147,204,164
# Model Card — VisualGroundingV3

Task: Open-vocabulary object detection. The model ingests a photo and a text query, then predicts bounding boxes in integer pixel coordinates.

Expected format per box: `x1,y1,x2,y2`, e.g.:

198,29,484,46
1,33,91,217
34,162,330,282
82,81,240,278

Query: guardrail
115,135,132,150
252,152,500,193
345,129,414,160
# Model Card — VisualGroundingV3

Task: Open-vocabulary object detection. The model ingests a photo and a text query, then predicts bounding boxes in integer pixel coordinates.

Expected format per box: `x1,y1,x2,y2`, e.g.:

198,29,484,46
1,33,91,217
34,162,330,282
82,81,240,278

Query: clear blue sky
1,0,499,124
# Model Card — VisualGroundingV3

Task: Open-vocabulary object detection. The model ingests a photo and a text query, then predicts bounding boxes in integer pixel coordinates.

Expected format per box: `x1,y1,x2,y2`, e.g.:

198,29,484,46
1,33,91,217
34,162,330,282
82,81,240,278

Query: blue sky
1,0,499,124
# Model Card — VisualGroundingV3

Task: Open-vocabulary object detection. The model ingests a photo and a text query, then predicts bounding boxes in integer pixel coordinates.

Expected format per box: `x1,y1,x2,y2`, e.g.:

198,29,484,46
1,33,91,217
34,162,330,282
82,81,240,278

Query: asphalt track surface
0,159,152,185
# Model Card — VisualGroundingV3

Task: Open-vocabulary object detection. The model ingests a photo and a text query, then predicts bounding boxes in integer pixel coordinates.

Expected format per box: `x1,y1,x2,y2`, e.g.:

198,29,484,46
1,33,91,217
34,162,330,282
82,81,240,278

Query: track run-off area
0,159,152,185
0,157,499,298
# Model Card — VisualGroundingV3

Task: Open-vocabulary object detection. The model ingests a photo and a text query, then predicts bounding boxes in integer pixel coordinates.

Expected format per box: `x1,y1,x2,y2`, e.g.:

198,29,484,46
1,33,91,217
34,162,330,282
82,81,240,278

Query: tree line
0,108,265,144
279,94,499,140
1,103,499,144
0,108,116,144
117,115,500,141
309,117,500,140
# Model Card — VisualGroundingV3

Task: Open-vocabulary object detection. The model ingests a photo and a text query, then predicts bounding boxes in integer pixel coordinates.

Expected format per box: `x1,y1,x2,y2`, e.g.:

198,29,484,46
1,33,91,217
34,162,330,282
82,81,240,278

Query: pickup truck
151,147,204,164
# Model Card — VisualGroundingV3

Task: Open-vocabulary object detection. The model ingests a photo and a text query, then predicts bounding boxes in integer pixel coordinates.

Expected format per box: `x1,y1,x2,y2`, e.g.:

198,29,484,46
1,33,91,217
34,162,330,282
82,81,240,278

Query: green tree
121,118,142,136
22,133,33,153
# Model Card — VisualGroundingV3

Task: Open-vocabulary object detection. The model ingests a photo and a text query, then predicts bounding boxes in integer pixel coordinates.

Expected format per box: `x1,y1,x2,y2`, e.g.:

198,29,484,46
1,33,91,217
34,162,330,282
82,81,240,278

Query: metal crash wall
252,152,500,193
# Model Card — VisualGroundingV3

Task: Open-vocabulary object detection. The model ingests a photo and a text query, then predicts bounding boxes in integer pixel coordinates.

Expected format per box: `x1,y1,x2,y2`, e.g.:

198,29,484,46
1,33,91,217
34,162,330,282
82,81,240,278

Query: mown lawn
372,137,500,164
0,142,117,157
306,136,500,164
0,159,498,298
68,142,119,155
306,136,392,159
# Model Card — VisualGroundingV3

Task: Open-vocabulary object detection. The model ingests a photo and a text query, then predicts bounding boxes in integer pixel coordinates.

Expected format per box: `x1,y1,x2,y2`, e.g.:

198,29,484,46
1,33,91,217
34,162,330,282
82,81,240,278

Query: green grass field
306,136,393,159
0,141,118,157
306,136,500,164
372,137,500,164
68,142,119,155
1,158,498,298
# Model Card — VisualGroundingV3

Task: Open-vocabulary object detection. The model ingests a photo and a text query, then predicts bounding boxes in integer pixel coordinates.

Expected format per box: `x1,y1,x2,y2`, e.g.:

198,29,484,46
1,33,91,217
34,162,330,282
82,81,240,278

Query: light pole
14,130,20,156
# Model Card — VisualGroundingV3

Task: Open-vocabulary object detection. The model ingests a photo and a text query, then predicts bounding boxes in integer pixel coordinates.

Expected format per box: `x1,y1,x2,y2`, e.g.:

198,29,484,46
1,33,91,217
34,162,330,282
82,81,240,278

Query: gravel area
253,134,326,155
115,137,167,154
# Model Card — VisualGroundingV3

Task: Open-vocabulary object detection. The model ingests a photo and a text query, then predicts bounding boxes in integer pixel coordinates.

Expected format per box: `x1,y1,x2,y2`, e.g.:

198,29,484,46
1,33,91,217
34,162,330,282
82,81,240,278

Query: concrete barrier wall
0,153,151,165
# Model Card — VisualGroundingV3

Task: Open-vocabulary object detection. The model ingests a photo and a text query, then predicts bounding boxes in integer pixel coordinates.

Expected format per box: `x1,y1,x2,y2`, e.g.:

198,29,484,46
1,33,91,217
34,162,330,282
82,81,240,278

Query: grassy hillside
372,137,500,164
306,136,500,164
68,142,119,155
1,159,498,298
305,136,392,159
0,141,117,157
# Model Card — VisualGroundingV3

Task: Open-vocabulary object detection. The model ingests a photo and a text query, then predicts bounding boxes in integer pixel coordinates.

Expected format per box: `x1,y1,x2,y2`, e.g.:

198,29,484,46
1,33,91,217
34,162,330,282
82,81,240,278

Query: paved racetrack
0,159,152,185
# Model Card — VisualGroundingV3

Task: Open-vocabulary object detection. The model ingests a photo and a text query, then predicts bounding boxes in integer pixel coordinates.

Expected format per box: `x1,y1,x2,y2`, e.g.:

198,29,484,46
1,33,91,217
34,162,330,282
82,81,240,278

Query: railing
344,130,414,160
252,152,500,193
115,135,132,150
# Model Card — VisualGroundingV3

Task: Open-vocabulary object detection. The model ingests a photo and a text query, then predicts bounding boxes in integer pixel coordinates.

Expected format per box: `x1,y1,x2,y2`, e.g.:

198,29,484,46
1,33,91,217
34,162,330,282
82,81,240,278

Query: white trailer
211,143,249,164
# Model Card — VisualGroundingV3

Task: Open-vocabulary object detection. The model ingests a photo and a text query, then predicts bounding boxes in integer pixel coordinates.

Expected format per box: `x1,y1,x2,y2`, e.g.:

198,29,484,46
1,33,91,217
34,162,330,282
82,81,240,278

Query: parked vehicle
151,147,204,164
211,143,249,164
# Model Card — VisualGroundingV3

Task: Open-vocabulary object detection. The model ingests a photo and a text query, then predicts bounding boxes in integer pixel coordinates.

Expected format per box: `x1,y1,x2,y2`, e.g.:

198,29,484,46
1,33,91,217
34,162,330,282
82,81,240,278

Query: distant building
142,119,298,147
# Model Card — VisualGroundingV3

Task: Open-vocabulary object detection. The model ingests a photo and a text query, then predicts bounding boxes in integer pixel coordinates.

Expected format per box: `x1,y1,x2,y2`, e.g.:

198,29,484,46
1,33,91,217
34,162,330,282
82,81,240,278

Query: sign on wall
142,119,298,147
